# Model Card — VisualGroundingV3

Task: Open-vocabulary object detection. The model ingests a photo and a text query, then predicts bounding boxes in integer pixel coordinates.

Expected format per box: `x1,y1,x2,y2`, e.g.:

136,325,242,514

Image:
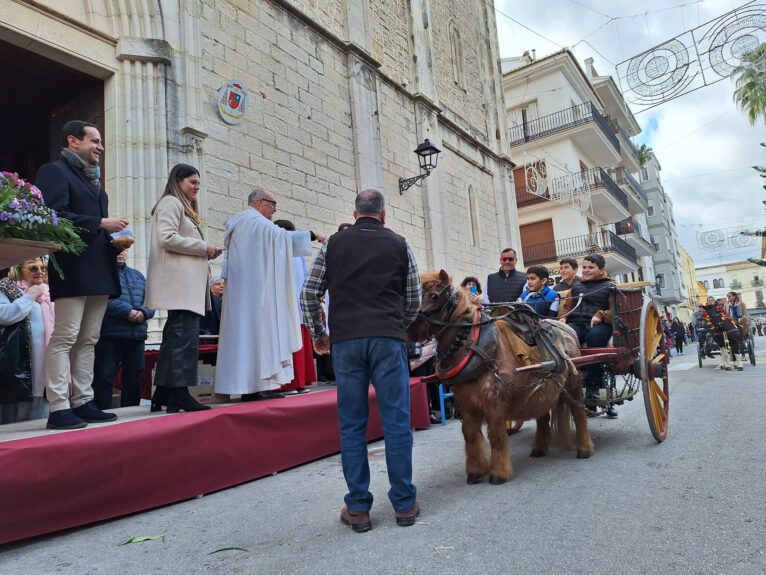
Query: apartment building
501,49,652,286
642,153,686,317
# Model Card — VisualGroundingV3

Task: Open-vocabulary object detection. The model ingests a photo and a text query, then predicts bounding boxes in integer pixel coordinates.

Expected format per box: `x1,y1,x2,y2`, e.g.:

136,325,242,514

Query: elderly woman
144,163,222,413
0,258,54,424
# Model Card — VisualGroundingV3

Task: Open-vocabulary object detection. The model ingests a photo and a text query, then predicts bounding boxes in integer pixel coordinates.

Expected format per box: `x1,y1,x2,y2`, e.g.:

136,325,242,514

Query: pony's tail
550,399,574,451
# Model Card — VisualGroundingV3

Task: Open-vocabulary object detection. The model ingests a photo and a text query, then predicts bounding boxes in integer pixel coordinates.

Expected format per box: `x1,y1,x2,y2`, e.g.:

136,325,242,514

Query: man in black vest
301,189,421,534
35,120,129,430
486,248,526,302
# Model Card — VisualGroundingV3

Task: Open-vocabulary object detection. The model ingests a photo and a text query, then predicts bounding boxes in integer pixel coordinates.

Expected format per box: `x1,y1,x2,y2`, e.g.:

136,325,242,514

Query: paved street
2,342,765,575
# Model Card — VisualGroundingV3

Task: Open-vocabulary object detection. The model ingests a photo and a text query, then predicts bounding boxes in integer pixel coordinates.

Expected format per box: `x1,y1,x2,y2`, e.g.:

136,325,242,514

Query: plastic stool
438,383,454,425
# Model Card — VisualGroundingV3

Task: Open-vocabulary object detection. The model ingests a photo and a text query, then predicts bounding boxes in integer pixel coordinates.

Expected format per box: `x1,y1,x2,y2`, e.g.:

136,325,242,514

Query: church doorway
0,37,104,183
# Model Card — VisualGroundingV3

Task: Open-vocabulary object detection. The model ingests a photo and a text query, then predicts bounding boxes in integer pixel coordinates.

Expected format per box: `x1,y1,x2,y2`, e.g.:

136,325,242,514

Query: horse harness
420,290,579,402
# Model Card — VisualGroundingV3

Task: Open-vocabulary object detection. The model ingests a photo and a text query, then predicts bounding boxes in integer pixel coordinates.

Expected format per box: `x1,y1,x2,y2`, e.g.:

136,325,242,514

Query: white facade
501,49,649,285
642,153,686,314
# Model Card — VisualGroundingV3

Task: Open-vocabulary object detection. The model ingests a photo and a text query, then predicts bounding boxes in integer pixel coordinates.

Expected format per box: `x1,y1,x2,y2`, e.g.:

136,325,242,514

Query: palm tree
732,43,766,126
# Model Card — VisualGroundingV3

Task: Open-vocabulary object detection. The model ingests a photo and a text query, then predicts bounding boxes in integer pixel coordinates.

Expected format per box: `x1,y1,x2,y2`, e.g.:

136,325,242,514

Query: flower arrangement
0,171,86,272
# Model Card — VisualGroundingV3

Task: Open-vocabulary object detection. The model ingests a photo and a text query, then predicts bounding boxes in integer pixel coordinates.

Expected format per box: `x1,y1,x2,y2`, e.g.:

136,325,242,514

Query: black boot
166,387,212,413
151,387,169,412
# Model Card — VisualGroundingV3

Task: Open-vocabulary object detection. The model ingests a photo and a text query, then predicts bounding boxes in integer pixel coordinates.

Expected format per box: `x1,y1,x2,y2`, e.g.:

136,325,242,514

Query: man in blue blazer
35,120,129,429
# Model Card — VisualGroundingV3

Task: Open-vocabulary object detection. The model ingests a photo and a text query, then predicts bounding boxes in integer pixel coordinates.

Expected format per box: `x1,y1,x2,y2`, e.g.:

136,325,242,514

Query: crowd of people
1,118,762,530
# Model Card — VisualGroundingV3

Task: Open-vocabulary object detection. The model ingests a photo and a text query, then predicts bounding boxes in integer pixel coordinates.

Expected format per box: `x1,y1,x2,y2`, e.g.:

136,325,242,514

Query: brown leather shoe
395,502,420,526
340,506,371,533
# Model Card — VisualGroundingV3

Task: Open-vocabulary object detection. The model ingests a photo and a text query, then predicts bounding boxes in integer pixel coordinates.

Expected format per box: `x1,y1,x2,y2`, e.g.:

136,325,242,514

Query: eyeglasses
501,257,516,262
260,199,277,208
23,266,47,273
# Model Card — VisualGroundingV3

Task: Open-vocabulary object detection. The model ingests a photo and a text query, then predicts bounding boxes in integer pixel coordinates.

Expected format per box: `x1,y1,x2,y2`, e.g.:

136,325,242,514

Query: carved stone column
114,38,172,272
409,0,450,271
347,50,385,193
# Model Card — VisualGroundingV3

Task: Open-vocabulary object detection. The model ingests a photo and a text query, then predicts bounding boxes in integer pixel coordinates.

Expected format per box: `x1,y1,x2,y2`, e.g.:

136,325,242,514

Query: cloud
495,0,765,265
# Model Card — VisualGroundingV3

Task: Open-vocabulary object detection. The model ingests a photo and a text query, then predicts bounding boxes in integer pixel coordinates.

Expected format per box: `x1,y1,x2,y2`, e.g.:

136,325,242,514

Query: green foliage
732,43,766,126
637,143,652,167
0,171,87,255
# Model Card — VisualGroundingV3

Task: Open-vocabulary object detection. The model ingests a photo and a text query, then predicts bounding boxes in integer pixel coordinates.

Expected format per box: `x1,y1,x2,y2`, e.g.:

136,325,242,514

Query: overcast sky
495,0,765,267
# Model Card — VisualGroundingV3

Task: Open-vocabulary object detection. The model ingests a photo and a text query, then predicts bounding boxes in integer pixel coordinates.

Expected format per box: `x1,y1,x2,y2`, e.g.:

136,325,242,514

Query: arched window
468,185,480,247
719,278,725,288
703,280,709,289
713,279,719,289
449,22,463,87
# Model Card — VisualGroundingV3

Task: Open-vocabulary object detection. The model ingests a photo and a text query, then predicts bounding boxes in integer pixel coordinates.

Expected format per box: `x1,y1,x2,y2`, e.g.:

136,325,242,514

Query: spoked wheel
747,337,756,366
640,300,669,443
506,420,524,435
697,340,704,368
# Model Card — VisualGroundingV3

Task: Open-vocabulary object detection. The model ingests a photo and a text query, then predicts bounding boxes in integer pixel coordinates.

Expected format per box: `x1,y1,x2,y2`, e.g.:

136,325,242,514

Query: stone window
449,22,464,88
468,185,480,247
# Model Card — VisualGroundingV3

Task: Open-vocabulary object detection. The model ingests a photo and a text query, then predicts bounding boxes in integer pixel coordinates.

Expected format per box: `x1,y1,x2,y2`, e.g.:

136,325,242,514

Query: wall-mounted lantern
398,139,442,195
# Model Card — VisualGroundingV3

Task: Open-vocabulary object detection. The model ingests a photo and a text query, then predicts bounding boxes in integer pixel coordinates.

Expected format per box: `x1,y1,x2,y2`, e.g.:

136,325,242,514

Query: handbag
0,319,33,404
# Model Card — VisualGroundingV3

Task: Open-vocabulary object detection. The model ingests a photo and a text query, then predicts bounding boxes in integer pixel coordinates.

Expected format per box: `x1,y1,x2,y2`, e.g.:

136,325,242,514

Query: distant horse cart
408,271,669,486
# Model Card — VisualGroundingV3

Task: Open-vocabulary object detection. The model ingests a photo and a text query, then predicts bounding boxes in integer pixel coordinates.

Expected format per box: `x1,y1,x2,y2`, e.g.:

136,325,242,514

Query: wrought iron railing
523,229,638,266
752,279,763,287
731,281,742,289
585,168,628,208
610,167,648,204
615,217,652,246
610,120,640,162
510,101,620,152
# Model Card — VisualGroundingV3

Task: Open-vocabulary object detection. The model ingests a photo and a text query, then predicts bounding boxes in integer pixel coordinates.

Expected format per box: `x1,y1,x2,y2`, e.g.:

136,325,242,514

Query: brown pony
409,270,594,485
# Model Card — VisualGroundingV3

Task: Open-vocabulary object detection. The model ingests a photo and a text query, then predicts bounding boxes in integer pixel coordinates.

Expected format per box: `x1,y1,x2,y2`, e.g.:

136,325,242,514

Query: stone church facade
1,0,518,283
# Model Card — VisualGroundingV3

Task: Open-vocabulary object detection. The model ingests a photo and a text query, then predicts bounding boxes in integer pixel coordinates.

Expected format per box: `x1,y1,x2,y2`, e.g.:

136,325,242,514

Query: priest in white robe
215,188,324,399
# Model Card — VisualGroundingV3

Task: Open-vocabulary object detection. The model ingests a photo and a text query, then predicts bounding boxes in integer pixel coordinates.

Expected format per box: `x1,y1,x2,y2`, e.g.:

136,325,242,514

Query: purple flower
51,210,59,226
20,199,29,209
9,199,19,211
0,211,10,222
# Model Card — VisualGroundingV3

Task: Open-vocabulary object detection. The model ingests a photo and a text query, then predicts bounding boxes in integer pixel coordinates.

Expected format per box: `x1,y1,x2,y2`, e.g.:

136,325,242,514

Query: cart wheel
640,300,669,443
748,337,756,366
697,340,703,368
506,420,524,435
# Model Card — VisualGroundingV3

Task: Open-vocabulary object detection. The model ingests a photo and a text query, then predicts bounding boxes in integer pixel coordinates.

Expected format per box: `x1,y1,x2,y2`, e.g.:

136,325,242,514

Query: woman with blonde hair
144,164,222,413
1,257,55,423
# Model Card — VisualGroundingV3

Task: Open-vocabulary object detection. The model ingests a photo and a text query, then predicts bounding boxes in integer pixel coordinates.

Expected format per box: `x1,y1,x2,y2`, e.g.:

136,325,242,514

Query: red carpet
0,379,429,544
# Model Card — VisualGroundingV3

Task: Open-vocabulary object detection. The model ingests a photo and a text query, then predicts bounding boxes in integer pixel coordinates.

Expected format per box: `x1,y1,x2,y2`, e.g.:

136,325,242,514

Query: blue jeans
332,337,416,513
571,322,613,396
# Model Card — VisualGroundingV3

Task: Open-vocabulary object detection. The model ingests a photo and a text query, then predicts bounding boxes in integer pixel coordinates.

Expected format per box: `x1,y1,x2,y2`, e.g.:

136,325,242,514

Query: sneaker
295,388,310,394
395,502,421,527
585,404,598,417
283,390,299,395
340,506,372,533
46,409,87,430
72,401,118,423
606,405,618,418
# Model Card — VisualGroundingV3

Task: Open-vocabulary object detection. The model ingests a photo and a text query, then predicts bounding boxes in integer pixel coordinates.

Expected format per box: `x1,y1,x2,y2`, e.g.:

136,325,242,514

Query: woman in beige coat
144,164,221,413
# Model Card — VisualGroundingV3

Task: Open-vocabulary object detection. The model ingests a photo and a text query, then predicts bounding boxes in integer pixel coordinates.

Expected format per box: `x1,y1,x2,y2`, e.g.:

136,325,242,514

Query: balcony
582,168,630,223
509,101,621,167
523,229,638,275
514,167,630,223
610,167,648,215
610,119,641,172
731,280,742,289
615,217,655,257
753,279,763,287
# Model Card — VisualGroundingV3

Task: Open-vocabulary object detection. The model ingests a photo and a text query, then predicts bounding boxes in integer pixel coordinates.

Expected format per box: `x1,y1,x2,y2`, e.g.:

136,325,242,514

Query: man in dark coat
92,247,155,409
486,248,526,303
35,120,129,429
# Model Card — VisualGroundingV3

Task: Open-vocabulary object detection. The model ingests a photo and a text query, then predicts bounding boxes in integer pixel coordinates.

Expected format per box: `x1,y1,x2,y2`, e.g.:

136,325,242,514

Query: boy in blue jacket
520,265,560,318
